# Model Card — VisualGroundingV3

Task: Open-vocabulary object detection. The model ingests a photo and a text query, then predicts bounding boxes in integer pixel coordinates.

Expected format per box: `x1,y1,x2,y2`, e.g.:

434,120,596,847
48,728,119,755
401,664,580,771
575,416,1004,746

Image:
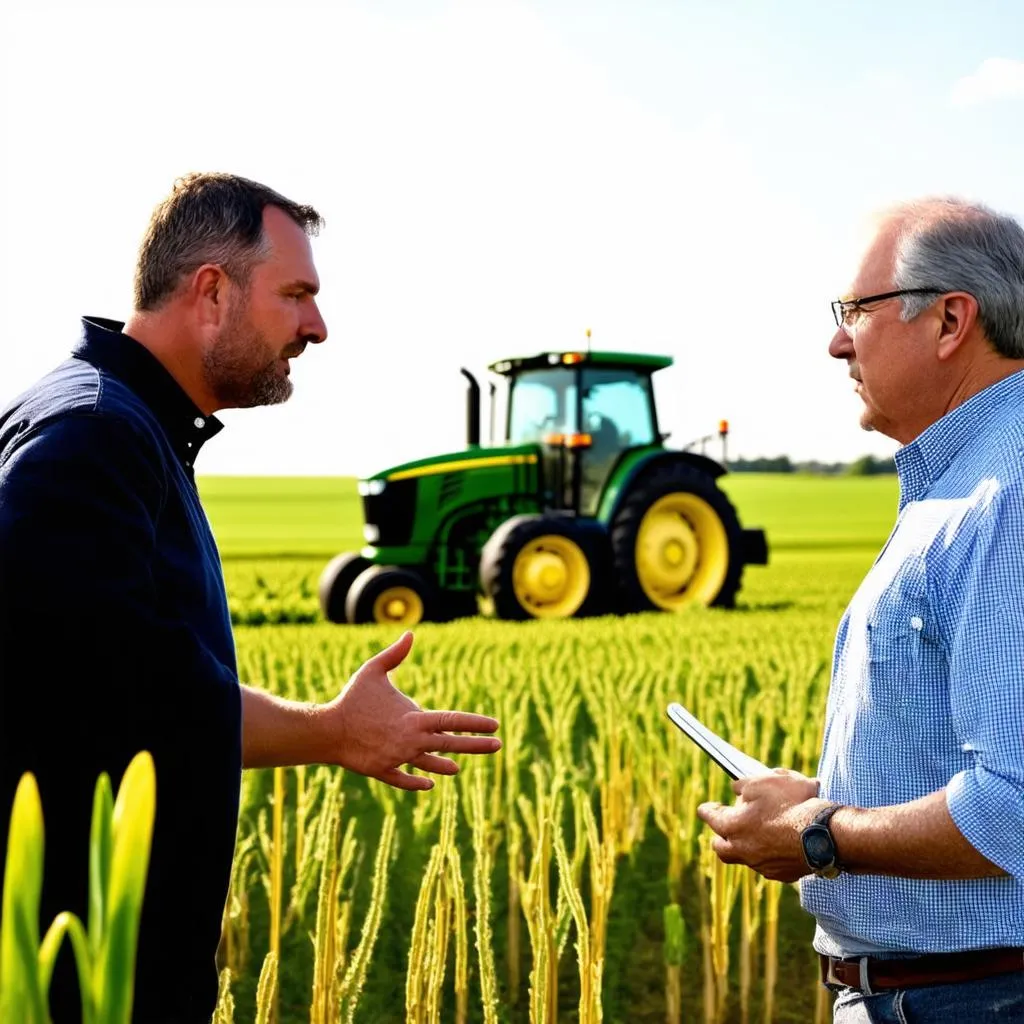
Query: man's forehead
843,216,900,295
260,206,319,280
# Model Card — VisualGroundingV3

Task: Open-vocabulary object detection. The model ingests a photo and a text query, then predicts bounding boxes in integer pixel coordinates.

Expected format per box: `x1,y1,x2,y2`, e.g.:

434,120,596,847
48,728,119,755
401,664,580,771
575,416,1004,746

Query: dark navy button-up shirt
0,317,242,1023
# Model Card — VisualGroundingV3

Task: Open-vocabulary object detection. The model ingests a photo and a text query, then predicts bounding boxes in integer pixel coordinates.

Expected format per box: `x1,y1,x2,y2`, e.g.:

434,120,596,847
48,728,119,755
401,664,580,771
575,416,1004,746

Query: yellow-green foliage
216,606,839,1022
201,473,893,1021
0,752,156,1024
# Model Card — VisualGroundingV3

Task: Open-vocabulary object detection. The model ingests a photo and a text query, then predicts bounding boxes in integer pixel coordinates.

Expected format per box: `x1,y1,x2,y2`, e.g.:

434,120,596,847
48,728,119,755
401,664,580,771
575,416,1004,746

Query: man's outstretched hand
320,631,502,791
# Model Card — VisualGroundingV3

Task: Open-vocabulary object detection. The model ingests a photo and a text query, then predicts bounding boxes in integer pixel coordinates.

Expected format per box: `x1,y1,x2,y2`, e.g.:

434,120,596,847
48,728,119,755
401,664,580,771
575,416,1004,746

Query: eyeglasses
831,288,944,329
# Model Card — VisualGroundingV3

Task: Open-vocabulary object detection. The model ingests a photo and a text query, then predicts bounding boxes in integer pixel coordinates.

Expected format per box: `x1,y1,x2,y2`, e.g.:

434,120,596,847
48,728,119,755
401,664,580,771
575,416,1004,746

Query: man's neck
122,310,217,415
943,350,1024,421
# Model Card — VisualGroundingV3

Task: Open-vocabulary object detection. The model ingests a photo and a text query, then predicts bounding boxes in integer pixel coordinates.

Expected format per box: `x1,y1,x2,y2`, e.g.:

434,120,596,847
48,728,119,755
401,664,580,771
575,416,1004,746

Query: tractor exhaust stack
460,368,481,447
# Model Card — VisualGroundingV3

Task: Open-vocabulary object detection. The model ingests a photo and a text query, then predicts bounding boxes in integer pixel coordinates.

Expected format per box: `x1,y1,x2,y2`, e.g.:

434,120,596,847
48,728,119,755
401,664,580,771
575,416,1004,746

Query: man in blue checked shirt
698,197,1024,1022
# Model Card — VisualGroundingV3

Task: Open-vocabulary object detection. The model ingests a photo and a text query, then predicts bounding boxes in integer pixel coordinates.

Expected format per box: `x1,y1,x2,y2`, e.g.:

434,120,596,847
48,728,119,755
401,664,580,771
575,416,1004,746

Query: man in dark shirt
0,173,502,1023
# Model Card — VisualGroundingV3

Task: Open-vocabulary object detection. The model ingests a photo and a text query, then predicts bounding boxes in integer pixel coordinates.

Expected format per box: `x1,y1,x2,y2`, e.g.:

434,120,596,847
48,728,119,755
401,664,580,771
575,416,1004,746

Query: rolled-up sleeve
945,488,1024,878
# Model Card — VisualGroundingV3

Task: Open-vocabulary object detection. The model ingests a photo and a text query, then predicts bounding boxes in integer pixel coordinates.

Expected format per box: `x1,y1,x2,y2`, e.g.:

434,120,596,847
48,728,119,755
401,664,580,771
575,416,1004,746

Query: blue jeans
831,971,1024,1022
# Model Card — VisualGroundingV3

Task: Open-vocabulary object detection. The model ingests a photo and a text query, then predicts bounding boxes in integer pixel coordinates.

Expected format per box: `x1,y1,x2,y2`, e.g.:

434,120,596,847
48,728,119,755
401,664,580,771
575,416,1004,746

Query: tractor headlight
363,523,380,543
358,479,387,496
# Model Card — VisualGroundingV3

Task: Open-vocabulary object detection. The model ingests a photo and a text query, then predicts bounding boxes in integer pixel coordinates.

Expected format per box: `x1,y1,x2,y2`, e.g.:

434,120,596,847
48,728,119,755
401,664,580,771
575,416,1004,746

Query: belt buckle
857,956,875,996
824,958,843,986
825,956,874,995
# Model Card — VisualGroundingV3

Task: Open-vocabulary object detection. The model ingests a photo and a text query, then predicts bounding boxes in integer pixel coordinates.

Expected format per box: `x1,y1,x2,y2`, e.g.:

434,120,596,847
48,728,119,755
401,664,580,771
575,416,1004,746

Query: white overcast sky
2,0,1023,476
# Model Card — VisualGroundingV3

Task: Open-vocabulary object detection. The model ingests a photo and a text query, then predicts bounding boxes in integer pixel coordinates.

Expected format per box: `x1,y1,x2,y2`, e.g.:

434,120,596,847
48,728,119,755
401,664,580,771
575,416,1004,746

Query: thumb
368,630,414,673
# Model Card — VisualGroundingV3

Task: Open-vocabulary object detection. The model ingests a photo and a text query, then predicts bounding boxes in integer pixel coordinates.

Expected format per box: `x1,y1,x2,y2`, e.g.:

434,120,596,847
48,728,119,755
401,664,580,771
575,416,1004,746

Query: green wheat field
193,473,899,1024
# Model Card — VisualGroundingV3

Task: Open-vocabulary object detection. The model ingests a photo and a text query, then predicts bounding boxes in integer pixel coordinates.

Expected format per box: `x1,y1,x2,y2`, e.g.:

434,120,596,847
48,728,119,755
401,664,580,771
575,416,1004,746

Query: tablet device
666,702,771,780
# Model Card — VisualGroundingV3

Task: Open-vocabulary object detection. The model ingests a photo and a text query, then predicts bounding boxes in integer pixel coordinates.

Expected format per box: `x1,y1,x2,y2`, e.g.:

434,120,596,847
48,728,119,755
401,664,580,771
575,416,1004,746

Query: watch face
803,827,834,867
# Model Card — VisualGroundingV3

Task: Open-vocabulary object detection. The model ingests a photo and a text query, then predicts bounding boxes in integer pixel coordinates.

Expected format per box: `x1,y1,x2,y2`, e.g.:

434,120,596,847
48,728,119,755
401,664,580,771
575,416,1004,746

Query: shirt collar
71,316,224,470
894,368,1024,508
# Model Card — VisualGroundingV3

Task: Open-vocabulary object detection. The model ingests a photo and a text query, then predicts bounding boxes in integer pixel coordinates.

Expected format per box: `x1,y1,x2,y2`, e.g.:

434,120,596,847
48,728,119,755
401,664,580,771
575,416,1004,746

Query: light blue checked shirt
801,369,1024,957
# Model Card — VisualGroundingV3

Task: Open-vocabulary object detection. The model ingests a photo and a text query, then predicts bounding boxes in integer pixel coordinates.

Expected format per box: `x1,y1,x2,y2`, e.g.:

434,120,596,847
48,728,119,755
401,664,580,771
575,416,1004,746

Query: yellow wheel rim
372,585,424,626
511,534,590,618
635,493,729,610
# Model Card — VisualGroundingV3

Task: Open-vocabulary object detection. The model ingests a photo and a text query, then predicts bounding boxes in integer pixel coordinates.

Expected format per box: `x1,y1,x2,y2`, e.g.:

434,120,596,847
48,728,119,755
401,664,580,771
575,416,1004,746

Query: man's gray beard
202,315,293,408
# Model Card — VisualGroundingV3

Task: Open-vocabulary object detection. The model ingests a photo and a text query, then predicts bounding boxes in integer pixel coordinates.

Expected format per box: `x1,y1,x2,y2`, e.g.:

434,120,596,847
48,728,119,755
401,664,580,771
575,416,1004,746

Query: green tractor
319,349,768,626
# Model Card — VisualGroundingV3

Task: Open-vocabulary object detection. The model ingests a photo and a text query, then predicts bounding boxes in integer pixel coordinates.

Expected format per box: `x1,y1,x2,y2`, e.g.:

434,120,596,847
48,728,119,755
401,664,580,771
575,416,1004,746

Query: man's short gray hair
887,197,1024,359
133,172,324,311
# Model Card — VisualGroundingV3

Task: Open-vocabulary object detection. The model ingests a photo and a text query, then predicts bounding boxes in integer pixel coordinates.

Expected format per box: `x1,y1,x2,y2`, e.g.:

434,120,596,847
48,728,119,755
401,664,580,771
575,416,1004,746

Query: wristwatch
801,802,844,879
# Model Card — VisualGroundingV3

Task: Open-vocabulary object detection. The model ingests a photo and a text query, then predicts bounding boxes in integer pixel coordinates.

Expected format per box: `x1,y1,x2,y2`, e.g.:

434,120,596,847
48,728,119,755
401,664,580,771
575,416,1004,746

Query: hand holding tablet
666,702,772,780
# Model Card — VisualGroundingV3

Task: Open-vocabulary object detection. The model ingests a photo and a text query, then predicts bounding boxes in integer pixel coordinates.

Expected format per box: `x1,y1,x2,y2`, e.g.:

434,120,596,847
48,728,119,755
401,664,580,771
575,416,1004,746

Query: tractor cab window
581,369,655,449
580,368,656,514
507,369,578,445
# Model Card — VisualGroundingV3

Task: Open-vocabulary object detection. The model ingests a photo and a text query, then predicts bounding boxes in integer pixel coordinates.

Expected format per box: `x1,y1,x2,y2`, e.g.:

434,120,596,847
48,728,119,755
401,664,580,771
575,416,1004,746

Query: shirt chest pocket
862,585,939,713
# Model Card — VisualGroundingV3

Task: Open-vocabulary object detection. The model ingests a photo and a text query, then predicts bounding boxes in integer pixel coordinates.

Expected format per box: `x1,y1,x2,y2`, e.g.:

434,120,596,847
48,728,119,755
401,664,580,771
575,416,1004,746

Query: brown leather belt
819,948,1024,993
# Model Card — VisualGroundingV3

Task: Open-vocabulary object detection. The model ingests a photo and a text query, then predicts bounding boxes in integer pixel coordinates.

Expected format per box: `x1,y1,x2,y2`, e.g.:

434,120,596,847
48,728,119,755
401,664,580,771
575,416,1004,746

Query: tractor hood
359,444,540,490
357,443,543,554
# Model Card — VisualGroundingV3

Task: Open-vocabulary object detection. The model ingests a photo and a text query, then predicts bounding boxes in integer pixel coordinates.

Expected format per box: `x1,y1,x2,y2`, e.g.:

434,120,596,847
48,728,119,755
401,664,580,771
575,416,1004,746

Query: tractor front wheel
609,463,744,612
479,515,604,621
318,552,371,623
346,566,436,626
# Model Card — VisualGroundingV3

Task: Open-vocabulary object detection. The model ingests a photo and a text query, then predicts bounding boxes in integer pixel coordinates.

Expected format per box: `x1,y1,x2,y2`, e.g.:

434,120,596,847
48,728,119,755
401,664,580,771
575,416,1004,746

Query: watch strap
813,802,842,829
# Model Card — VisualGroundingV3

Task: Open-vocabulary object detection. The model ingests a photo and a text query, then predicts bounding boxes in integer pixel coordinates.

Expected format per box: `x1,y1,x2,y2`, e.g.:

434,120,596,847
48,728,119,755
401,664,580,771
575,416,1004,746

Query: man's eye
842,305,862,326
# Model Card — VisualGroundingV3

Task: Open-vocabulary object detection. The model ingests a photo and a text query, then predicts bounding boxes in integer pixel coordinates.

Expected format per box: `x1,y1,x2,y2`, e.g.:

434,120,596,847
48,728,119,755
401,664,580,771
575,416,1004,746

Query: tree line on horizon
726,454,896,475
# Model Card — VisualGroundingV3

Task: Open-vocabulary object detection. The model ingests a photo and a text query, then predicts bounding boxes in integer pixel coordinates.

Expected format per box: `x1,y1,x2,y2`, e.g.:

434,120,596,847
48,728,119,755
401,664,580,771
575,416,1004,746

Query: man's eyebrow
284,279,320,296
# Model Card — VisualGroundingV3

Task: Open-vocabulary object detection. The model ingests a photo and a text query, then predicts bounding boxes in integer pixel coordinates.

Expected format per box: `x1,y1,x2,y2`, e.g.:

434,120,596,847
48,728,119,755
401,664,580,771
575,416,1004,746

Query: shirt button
194,417,205,429
910,616,923,631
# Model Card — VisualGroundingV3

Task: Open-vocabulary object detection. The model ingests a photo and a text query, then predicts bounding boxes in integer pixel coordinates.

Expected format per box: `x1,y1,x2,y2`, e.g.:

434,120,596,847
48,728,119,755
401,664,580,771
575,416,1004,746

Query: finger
696,801,723,825
378,765,434,792
419,710,500,734
368,631,414,673
730,778,746,795
410,753,459,776
712,836,741,863
427,734,503,755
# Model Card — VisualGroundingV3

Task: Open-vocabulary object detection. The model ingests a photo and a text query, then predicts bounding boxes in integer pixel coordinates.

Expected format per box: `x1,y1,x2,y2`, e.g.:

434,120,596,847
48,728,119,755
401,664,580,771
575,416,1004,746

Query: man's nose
828,326,852,360
303,301,328,345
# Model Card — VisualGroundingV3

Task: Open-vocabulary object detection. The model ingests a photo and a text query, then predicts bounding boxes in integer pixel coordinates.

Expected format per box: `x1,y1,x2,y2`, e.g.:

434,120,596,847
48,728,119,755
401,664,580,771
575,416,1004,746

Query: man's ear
936,292,979,361
191,264,229,329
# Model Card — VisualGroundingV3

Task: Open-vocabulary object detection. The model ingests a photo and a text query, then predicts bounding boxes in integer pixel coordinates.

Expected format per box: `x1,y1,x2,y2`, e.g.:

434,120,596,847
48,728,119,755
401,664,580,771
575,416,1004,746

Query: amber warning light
719,420,729,436
543,432,593,448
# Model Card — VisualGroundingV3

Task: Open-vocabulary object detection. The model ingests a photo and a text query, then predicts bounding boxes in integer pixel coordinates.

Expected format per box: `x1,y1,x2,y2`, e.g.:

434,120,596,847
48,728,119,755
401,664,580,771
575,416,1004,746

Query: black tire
609,462,745,612
318,552,371,623
345,565,437,626
436,590,480,622
479,514,606,621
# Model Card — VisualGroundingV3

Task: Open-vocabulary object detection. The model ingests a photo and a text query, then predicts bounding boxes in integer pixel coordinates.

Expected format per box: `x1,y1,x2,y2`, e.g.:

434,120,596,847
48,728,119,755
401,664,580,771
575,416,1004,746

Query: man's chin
229,380,294,409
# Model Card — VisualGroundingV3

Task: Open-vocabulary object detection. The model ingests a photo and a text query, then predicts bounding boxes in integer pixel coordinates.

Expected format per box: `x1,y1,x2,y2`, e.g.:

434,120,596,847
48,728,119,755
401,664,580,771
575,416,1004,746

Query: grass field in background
184,472,903,1022
196,473,899,625
197,473,900,561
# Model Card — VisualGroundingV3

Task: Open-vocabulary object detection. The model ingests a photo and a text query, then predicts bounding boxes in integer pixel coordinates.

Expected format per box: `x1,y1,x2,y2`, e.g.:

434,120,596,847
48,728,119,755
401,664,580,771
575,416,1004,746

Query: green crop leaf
60,912,95,1024
663,902,686,967
0,773,47,1024
96,751,156,1024
88,774,113,964
37,913,71,1000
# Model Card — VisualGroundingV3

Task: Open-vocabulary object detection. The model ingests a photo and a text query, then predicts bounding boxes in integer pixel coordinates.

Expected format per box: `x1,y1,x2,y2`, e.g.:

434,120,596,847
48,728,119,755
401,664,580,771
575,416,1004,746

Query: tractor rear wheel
609,463,744,612
479,515,603,620
318,552,371,623
346,566,436,626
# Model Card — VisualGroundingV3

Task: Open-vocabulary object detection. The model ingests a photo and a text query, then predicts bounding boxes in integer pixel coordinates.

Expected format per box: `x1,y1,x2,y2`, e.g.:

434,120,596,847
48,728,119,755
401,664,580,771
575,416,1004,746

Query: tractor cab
318,345,767,627
489,351,672,515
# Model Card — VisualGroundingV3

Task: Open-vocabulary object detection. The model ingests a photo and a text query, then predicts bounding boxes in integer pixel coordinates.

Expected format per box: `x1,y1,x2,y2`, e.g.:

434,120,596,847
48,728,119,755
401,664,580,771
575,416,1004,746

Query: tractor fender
597,449,727,524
